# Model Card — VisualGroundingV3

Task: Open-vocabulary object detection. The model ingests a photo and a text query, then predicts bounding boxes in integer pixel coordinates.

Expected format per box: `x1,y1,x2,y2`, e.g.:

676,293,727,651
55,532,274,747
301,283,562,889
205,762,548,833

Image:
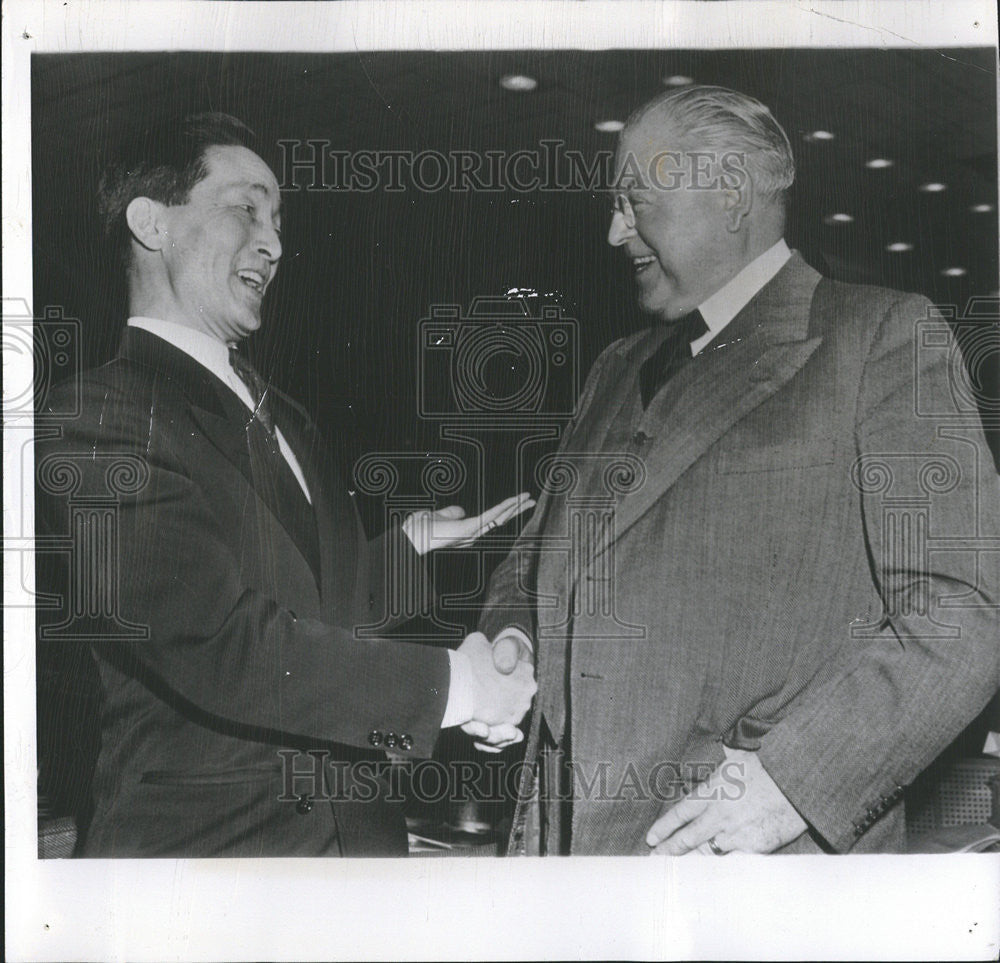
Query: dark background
32,49,999,831
32,49,999,471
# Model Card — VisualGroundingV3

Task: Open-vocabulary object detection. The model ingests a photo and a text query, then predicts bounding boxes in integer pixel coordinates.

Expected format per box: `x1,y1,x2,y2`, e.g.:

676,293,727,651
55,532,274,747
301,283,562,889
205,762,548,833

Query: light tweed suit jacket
481,253,999,855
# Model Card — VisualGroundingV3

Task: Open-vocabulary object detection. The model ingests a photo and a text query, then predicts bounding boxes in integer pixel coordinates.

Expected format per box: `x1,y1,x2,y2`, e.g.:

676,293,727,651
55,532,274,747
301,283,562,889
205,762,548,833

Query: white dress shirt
690,238,793,356
127,317,312,502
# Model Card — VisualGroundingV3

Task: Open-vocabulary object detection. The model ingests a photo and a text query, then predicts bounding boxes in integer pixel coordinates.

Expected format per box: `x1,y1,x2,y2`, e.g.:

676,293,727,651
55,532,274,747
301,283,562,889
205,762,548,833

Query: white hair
626,84,795,200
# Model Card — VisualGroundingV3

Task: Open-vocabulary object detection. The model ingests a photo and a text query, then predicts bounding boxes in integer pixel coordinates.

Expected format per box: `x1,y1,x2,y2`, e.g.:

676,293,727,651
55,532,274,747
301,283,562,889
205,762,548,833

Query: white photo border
4,2,999,961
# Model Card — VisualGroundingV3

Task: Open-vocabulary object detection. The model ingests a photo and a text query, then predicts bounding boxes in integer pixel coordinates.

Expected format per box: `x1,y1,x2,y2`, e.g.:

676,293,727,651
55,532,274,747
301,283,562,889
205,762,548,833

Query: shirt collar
691,238,792,355
127,316,240,388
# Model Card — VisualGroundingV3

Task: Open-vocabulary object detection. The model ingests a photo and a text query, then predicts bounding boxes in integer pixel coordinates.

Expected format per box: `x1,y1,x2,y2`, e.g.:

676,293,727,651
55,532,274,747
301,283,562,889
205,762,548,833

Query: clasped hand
458,631,536,753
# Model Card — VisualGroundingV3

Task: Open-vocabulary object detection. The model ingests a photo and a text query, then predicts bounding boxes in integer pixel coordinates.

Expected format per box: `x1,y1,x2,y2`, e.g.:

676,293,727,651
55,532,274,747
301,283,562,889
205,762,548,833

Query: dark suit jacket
481,254,999,855
36,326,450,857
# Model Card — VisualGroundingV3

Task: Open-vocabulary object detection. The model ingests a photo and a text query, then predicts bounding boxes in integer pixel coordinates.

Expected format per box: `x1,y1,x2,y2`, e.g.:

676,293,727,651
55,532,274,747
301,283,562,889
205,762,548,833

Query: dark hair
97,112,257,268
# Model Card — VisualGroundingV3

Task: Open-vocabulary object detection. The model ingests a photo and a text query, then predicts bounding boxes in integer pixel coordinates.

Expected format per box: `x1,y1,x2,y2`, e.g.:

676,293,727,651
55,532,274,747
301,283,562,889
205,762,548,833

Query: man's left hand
403,493,535,556
645,746,807,855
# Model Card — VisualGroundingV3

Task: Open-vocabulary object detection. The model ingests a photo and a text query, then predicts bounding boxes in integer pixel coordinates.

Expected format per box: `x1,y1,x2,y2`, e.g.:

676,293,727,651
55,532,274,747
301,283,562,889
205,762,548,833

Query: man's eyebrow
230,181,282,217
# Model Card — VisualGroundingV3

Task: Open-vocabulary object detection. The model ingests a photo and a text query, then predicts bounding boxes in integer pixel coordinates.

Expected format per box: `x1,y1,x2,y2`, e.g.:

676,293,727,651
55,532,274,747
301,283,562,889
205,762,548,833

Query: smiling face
608,117,744,322
153,144,282,342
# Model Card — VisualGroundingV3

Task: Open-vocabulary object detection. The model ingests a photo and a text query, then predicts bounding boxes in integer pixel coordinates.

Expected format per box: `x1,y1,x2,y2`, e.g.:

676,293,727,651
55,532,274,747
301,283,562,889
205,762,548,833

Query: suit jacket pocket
140,766,280,787
715,439,835,474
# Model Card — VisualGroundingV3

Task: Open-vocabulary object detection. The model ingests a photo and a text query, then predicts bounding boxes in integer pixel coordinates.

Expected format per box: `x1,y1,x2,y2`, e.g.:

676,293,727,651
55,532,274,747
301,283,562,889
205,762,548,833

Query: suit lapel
118,327,322,585
120,327,256,482
270,392,364,620
583,253,824,568
602,335,823,555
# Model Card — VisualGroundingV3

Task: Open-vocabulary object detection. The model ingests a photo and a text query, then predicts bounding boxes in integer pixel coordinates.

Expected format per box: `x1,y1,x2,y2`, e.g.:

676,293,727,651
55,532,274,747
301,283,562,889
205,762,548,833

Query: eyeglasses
611,192,636,229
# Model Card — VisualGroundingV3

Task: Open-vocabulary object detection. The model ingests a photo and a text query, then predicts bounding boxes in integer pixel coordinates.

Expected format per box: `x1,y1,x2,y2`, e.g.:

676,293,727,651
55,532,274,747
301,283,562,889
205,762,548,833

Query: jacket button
399,733,413,751
288,610,297,622
384,731,398,749
632,431,650,446
368,729,384,747
295,795,313,815
368,594,376,609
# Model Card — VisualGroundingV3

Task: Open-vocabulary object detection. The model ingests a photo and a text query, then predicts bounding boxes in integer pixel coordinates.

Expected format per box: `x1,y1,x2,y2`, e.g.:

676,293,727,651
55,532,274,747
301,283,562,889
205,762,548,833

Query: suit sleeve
364,525,434,634
756,294,1000,852
286,393,434,635
36,379,450,758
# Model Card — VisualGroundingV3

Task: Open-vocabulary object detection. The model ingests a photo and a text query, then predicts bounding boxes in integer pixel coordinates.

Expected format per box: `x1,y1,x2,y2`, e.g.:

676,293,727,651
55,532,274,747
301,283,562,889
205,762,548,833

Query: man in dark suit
35,112,536,857
479,85,999,854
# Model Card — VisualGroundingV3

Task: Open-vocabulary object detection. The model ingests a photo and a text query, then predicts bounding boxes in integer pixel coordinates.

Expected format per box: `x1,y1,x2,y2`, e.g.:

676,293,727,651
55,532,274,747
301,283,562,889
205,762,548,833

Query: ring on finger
707,836,726,856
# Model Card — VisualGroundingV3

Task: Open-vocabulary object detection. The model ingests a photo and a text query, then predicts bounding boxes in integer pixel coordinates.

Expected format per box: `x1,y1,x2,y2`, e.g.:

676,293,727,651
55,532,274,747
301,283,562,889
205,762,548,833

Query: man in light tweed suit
478,85,999,855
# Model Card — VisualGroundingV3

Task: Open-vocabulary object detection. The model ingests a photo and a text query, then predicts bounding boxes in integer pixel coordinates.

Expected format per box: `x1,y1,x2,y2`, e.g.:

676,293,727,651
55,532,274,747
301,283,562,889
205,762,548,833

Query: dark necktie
228,344,320,580
638,309,710,409
228,343,280,454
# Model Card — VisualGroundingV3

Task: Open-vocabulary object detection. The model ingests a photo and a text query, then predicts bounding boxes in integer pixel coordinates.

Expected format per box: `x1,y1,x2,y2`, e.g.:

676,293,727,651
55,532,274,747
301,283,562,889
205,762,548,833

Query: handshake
454,630,537,752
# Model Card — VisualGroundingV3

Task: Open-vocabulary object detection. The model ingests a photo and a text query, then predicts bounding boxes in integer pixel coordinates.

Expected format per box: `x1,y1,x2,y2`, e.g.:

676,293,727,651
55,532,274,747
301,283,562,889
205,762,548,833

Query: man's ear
722,177,753,232
125,197,169,252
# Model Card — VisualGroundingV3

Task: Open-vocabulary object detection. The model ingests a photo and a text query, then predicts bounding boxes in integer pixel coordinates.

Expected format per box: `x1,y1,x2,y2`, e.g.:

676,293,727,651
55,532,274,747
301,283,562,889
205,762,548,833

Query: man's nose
607,210,634,247
256,223,282,262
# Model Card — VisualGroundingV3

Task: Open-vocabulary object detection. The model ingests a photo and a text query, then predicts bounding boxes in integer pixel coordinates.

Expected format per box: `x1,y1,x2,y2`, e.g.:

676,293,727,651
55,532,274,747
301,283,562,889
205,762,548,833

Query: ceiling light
500,74,537,92
970,203,995,213
824,213,854,224
662,75,693,86
886,242,913,252
866,158,894,169
941,267,967,277
919,182,947,192
594,120,624,133
806,130,835,141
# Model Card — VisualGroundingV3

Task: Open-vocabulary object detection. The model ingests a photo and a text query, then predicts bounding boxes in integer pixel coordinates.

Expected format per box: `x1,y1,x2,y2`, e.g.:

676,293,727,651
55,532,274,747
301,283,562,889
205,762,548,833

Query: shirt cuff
441,648,475,728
